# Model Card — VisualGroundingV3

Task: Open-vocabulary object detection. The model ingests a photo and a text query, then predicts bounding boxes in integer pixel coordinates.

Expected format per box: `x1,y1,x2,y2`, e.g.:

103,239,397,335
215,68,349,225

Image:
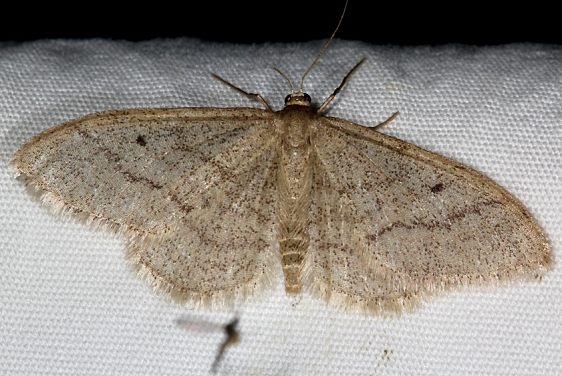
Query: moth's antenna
273,66,295,93
299,0,349,91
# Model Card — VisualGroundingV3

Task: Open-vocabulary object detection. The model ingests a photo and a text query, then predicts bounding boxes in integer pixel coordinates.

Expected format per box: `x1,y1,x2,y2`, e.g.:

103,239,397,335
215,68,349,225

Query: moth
11,51,552,314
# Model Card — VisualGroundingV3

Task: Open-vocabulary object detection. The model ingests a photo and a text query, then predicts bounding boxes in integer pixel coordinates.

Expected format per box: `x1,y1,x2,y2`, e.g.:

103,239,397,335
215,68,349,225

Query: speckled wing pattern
13,103,552,313
304,116,552,312
12,108,281,305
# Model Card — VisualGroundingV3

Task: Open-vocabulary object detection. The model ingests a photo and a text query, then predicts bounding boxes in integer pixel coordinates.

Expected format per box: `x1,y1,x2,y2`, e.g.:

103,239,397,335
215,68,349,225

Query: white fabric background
0,39,560,376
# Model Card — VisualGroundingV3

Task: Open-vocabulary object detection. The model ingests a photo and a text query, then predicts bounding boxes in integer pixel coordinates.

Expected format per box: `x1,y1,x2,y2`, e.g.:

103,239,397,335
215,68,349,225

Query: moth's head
284,92,312,107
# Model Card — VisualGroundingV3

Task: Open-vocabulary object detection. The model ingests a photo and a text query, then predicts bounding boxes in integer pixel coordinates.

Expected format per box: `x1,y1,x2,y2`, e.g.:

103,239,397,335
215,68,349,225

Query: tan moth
11,9,553,315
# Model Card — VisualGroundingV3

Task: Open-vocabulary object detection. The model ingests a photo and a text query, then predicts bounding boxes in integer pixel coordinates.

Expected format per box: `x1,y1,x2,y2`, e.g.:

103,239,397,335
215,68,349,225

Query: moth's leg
317,58,365,114
212,73,273,112
372,111,400,131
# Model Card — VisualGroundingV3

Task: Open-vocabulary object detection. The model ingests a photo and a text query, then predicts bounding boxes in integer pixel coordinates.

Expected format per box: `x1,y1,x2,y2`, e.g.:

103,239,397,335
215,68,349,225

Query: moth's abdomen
279,236,308,293
276,112,314,293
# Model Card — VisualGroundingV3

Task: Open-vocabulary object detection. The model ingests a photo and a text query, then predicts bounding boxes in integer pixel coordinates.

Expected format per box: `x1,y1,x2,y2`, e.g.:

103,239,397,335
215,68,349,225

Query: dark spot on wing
430,183,444,193
136,135,147,146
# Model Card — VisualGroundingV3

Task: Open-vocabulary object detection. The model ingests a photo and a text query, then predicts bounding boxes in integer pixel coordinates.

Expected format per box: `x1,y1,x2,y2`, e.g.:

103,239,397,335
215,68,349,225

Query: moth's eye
284,94,291,104
303,93,311,103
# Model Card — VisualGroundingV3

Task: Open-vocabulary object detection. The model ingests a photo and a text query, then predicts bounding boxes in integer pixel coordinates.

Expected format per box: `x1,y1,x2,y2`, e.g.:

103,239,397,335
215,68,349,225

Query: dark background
1,1,559,45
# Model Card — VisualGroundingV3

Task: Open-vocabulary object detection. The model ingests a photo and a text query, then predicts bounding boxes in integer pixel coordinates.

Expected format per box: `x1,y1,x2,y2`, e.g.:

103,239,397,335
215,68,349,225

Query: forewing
13,108,274,236
13,107,281,305
305,116,552,313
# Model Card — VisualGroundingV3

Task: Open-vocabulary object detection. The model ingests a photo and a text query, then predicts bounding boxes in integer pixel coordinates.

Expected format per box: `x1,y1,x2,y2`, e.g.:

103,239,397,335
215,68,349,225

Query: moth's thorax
275,106,314,194
276,106,315,189
276,103,318,149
